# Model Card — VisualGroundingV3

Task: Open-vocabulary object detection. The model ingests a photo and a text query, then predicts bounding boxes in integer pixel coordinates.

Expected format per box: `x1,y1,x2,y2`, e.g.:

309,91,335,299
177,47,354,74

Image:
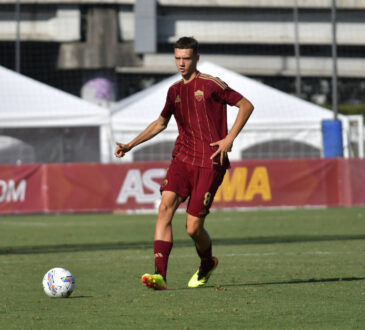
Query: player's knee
186,223,201,239
158,201,174,217
186,227,196,239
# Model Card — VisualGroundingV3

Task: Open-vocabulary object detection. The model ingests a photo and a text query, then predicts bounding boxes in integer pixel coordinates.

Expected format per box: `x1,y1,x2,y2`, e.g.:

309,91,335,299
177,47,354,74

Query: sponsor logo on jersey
175,95,181,103
194,90,204,102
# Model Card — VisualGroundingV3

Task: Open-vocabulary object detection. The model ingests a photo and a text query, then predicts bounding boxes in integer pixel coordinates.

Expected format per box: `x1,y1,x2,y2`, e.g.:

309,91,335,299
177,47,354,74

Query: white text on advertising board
116,166,271,204
116,169,166,204
0,180,26,203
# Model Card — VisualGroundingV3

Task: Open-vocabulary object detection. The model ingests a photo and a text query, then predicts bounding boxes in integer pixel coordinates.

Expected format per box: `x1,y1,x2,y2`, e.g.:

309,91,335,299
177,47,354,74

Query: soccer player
115,37,254,290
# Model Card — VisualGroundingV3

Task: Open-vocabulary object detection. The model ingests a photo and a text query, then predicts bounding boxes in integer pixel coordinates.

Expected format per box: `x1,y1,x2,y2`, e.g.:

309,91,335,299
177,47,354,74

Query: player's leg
154,190,184,277
142,158,190,290
186,214,218,288
185,166,225,288
186,214,215,270
155,190,184,242
142,191,183,290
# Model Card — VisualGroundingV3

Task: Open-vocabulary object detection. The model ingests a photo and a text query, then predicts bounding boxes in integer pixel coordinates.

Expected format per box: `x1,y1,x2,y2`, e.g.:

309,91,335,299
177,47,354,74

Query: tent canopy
0,65,110,128
112,61,341,127
0,66,112,163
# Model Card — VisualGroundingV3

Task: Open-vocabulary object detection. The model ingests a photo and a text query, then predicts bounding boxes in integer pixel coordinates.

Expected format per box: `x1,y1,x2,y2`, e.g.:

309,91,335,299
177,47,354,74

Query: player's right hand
114,142,131,158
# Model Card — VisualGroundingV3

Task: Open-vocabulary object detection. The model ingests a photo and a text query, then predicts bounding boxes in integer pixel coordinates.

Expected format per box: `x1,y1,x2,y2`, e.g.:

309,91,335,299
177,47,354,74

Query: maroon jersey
160,72,243,168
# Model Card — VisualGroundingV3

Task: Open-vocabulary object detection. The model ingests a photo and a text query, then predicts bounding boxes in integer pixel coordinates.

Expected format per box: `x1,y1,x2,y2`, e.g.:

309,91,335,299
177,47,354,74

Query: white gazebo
0,66,113,163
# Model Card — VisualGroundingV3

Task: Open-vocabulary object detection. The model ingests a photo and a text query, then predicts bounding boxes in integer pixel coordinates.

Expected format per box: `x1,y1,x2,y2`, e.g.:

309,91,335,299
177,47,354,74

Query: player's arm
210,97,254,165
114,115,170,158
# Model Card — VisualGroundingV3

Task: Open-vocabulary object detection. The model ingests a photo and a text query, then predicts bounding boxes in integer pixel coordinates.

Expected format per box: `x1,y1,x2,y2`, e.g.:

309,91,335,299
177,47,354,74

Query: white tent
0,66,112,163
111,62,357,161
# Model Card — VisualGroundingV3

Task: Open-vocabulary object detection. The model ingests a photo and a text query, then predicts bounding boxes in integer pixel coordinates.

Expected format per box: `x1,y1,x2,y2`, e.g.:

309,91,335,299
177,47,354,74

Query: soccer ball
42,267,75,298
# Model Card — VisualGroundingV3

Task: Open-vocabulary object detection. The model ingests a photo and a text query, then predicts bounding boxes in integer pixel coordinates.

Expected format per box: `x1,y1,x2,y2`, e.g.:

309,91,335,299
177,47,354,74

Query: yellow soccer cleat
188,256,219,288
141,273,168,290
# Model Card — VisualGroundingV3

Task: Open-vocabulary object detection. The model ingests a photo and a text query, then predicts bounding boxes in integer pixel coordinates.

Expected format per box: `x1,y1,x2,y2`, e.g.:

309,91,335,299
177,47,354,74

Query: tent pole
331,0,338,120
293,0,301,98
15,0,21,73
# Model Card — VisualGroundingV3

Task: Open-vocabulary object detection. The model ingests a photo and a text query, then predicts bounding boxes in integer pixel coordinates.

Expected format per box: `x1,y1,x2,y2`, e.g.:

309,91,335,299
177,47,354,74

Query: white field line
1,250,364,265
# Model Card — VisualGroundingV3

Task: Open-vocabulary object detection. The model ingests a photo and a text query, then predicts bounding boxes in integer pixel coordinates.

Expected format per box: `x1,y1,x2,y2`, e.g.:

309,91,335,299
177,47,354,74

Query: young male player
115,37,254,290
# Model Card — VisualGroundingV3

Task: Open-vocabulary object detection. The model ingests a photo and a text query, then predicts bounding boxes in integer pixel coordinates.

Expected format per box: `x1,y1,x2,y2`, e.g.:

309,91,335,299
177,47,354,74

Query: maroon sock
196,244,214,272
154,240,173,280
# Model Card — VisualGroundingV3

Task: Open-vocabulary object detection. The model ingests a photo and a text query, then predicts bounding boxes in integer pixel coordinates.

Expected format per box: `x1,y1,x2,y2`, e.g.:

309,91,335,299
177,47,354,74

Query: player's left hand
210,138,233,165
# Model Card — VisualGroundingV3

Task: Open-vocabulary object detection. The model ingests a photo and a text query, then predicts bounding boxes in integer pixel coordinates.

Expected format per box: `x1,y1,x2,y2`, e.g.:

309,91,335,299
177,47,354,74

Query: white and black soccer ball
42,267,75,298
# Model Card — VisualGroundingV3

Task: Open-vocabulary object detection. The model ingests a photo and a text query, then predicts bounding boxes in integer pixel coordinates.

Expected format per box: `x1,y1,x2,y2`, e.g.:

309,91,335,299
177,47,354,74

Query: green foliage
323,104,365,118
1,208,365,329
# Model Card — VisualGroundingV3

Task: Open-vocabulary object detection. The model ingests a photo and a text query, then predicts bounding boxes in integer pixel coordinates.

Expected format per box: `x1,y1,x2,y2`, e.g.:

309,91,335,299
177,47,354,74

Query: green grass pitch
1,207,365,329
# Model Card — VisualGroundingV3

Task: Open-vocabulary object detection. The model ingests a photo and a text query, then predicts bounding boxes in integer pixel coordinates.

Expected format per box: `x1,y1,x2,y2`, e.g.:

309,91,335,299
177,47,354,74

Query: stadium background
1,1,365,105
0,0,365,213
1,4,365,328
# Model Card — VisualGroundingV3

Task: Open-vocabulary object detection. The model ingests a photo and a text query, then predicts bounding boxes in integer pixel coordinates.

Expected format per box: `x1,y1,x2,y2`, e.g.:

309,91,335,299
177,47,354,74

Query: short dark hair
174,37,199,55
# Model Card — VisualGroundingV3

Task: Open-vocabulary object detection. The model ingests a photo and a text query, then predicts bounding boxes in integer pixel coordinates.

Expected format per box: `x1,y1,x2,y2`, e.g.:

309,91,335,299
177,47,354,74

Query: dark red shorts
160,158,226,218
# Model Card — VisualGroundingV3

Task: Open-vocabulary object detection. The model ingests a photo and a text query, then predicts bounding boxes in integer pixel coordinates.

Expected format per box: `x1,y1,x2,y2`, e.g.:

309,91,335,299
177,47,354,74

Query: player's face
174,48,199,81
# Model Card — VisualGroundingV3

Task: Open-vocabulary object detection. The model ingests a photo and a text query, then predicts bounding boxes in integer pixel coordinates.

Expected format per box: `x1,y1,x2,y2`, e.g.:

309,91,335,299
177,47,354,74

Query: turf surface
1,207,365,329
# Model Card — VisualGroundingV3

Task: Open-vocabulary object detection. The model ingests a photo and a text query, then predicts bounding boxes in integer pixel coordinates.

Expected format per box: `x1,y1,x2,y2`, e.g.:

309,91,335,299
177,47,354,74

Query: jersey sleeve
221,86,244,106
209,77,243,106
160,87,175,119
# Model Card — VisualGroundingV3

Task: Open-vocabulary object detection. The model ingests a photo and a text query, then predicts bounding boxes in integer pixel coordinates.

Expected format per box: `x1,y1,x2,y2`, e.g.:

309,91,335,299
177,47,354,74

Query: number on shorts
203,192,212,206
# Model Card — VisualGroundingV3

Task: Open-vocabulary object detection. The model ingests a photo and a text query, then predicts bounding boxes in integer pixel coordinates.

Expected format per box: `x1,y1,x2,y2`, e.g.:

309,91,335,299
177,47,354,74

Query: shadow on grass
171,277,365,291
224,276,365,287
178,277,365,291
1,234,364,255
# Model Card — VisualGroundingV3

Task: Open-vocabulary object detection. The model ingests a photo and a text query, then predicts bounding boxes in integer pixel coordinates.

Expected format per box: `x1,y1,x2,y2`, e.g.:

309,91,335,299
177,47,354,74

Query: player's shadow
179,276,365,291
221,276,365,287
0,234,364,255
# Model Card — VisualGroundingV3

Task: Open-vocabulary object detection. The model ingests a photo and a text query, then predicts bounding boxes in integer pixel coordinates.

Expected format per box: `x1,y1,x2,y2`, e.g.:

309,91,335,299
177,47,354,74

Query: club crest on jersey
194,90,204,102
175,95,181,103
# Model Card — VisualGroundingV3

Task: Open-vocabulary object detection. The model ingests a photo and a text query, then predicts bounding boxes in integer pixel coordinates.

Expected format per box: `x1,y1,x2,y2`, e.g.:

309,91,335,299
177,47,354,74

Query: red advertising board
1,159,365,215
213,159,340,208
344,159,365,206
45,162,168,213
0,164,44,214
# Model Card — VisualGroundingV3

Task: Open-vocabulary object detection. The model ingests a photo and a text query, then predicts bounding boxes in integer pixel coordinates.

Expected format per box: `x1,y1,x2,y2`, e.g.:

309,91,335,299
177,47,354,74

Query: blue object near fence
321,119,343,158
